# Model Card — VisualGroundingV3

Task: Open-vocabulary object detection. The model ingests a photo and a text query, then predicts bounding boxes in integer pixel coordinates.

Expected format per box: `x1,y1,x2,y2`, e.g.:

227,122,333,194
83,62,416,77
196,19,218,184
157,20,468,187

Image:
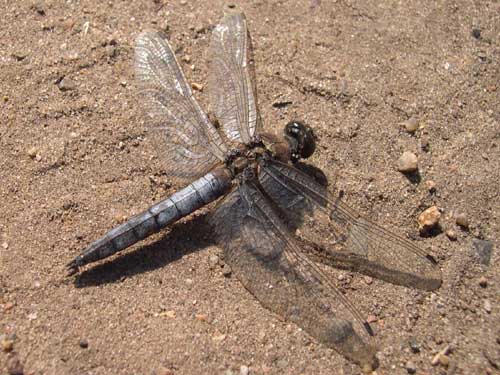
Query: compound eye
300,125,316,159
284,121,302,138
284,121,316,160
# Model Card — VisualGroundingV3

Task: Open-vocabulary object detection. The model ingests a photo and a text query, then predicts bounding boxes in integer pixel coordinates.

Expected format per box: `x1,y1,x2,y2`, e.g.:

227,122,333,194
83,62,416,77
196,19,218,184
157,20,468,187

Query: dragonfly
67,10,442,372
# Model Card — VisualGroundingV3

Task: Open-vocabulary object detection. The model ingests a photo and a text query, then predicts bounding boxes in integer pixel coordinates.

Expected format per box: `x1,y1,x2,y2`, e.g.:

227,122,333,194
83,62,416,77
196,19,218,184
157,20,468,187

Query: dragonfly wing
135,32,227,179
212,182,378,371
209,11,262,144
260,159,442,291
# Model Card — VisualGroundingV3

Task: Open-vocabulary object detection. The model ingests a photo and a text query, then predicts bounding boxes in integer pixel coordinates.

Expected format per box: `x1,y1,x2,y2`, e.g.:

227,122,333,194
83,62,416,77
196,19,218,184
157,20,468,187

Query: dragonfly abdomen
67,168,232,271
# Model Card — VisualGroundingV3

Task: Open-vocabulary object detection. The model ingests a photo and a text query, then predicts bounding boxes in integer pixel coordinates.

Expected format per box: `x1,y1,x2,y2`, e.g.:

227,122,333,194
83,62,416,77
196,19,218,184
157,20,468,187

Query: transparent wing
260,159,442,291
135,31,227,179
212,182,378,370
209,11,262,144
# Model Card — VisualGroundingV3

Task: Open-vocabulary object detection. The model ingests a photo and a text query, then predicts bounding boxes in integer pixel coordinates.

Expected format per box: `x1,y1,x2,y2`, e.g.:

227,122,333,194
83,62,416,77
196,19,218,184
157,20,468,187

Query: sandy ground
1,1,499,374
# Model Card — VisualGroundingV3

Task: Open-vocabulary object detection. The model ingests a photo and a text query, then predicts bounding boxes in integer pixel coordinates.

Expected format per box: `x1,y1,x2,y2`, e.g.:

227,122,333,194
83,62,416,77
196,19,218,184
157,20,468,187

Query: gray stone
472,239,493,266
58,77,76,91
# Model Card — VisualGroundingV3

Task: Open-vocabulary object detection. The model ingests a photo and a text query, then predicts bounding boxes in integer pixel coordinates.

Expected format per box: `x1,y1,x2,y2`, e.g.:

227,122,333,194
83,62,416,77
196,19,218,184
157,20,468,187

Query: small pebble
431,344,453,366
82,21,90,35
191,82,203,91
222,263,232,277
446,229,457,241
403,117,419,133
162,310,176,318
478,276,488,288
195,313,207,322
79,338,88,348
471,28,481,39
32,2,46,15
62,200,74,211
366,314,378,323
439,354,450,367
212,333,226,342
182,55,191,63
455,213,469,228
118,141,125,150
114,214,128,224
208,254,219,270
1,338,14,352
104,45,117,58
364,276,373,285
484,299,492,313
417,206,441,233
2,241,8,249
420,135,430,152
58,77,76,91
431,353,440,366
12,50,29,61
27,312,37,320
405,360,416,374
397,151,418,173
27,147,38,158
240,365,250,375
425,180,436,192
408,337,420,353
7,356,24,375
3,301,15,311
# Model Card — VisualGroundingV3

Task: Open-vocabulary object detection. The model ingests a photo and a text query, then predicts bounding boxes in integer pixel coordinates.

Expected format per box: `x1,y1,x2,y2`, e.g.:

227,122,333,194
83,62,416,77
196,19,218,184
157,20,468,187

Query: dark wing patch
212,183,378,370
260,159,442,291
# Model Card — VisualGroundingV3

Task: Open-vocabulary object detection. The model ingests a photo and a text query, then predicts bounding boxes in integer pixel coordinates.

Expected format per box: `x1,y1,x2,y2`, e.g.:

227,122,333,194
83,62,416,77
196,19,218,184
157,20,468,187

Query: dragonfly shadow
73,214,215,288
295,161,329,187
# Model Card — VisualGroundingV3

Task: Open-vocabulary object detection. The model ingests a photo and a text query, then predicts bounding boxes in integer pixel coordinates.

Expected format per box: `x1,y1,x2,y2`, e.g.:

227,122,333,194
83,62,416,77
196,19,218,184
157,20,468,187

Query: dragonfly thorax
225,132,292,180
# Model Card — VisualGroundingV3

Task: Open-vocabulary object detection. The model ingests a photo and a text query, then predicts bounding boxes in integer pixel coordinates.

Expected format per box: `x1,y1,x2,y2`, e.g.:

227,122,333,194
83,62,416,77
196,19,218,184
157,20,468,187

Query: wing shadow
73,214,215,288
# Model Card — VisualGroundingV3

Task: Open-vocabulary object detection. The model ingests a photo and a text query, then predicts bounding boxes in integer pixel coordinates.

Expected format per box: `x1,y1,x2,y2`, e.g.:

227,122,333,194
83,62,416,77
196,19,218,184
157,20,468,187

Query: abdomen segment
67,168,232,272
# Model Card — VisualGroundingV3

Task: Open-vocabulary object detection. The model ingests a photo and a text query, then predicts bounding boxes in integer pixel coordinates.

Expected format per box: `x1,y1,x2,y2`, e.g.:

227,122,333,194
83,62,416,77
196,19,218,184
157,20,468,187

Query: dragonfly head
284,121,316,161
